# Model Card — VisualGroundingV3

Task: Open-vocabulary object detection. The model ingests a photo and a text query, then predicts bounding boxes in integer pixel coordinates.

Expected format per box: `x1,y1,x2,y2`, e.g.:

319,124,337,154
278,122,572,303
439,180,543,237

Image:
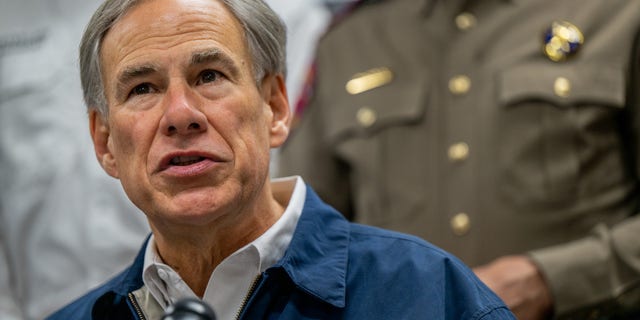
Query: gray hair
79,0,287,115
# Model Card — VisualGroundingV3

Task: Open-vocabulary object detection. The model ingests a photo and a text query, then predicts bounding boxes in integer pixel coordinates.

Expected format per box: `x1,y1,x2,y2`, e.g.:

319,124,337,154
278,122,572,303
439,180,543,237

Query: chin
159,191,232,225
171,210,222,226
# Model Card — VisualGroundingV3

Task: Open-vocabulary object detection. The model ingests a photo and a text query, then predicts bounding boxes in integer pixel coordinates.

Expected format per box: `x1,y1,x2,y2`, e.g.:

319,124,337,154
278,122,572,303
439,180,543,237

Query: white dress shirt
142,176,306,319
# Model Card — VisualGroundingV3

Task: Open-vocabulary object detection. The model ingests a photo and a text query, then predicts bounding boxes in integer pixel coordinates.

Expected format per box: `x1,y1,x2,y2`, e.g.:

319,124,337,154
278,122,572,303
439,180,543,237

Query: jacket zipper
235,274,263,320
128,292,147,320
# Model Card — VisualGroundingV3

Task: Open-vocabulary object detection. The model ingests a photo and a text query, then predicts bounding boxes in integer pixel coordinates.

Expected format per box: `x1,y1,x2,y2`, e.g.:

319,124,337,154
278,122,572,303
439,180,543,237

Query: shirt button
455,12,477,31
158,269,169,281
451,213,471,236
448,142,469,162
554,76,571,97
356,107,377,128
449,75,471,95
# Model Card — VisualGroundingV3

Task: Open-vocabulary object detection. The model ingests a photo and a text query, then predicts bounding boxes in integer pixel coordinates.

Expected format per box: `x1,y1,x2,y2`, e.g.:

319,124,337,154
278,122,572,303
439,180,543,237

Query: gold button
455,12,477,31
449,75,471,95
554,77,571,97
451,213,471,236
448,142,469,162
356,107,377,127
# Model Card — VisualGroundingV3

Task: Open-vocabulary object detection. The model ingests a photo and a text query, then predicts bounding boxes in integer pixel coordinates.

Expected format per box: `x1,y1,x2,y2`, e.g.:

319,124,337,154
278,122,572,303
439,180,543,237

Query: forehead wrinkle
113,9,241,56
101,0,252,98
108,22,246,79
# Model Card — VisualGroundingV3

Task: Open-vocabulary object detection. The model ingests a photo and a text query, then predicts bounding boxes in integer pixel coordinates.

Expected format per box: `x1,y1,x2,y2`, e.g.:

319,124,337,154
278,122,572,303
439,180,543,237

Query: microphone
161,297,217,320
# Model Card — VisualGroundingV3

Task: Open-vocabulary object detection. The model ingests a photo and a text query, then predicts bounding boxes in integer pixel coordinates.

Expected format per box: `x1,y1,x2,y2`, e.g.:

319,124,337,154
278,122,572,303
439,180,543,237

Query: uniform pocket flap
322,74,428,142
498,62,625,108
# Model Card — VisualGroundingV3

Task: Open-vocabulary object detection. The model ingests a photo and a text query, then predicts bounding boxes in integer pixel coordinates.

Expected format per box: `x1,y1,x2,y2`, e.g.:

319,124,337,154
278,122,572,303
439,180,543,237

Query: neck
150,185,285,297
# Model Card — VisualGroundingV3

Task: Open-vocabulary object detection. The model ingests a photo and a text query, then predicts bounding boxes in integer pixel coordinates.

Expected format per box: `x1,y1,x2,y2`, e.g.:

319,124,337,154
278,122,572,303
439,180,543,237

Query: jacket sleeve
529,28,640,319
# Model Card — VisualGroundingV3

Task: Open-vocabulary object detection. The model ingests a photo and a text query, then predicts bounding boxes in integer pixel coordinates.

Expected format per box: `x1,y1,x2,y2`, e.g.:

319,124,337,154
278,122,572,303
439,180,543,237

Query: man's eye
131,83,152,96
198,70,220,84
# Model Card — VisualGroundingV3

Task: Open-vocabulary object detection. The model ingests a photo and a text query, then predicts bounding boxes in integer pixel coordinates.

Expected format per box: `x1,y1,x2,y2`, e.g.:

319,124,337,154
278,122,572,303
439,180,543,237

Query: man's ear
89,110,119,178
263,74,291,148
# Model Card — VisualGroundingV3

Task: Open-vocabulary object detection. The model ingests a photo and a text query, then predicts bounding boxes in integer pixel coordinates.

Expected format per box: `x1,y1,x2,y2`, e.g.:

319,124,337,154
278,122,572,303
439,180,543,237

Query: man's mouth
157,151,223,175
170,156,206,166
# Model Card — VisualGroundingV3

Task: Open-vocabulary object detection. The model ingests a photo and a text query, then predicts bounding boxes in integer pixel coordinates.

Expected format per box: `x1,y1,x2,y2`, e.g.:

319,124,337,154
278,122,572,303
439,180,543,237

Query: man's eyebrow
190,48,240,78
115,64,159,97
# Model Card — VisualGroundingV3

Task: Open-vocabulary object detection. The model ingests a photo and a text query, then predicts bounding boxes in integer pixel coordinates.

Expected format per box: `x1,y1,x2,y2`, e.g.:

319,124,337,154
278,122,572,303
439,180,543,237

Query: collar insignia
345,67,393,95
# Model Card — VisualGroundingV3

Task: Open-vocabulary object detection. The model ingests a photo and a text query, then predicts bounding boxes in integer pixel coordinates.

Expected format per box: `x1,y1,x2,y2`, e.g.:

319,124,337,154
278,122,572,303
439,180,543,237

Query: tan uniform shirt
279,0,640,318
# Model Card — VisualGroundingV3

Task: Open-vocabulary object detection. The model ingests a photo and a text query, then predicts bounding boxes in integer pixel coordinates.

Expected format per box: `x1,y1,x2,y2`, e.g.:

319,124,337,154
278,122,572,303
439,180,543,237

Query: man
0,1,335,318
278,0,640,319
46,0,515,319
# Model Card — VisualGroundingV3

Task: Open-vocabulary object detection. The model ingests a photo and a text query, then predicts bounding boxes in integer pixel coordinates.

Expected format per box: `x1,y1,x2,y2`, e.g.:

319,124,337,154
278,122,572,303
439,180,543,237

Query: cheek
227,105,269,146
110,114,151,169
239,109,273,166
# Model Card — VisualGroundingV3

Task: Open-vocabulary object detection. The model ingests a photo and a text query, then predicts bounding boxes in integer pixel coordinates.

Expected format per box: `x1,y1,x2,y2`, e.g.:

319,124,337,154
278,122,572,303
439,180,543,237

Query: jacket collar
111,235,149,296
273,187,350,308
96,186,350,310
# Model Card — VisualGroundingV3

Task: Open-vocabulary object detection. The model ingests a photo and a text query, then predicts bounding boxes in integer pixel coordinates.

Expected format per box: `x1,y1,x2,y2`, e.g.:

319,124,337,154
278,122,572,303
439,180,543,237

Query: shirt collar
141,176,306,315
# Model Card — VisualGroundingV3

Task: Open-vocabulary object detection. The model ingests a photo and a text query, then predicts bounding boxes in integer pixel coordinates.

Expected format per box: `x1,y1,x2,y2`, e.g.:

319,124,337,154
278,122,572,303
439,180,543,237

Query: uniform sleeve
529,28,640,319
530,221,640,318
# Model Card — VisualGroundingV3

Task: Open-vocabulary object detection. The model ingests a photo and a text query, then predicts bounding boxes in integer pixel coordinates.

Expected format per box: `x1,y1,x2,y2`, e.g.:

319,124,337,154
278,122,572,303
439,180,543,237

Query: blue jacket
47,187,514,319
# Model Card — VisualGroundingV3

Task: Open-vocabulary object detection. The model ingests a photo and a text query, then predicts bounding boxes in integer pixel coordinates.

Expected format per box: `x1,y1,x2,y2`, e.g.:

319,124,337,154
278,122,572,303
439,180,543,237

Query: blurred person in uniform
279,0,640,318
0,1,150,319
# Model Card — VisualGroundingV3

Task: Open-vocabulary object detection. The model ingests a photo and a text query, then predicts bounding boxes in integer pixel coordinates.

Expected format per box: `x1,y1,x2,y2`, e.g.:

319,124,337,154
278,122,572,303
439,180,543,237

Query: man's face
92,0,289,227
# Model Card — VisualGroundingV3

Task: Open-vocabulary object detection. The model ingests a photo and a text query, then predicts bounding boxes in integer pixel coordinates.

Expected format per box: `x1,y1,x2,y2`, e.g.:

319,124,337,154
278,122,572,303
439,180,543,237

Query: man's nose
160,84,207,136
